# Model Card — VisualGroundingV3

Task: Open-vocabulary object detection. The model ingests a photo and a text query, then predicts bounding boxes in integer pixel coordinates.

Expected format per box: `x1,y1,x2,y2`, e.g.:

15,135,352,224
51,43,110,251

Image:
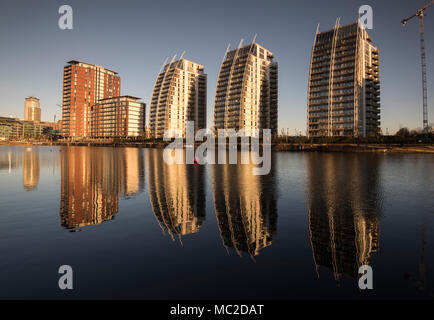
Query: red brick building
62,60,120,137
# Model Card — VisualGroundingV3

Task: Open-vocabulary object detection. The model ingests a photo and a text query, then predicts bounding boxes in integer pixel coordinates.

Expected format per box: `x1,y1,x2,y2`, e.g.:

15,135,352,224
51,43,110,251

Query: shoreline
1,141,434,154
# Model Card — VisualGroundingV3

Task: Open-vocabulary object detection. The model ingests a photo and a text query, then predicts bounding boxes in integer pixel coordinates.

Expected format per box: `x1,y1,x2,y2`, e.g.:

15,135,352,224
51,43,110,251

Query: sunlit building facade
307,22,380,137
62,60,121,137
90,96,146,137
213,42,278,137
149,58,207,138
24,96,41,122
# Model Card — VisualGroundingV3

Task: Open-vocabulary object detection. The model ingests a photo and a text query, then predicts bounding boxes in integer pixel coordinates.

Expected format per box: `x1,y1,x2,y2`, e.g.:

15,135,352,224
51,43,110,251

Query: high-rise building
62,60,121,137
24,96,41,122
90,96,146,137
307,22,380,137
213,41,278,137
149,58,206,138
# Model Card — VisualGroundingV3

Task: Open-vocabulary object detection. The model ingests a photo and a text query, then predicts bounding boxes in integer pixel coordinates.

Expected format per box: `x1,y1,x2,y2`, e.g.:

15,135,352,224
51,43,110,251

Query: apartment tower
307,21,380,137
24,96,41,122
90,96,146,137
149,58,207,138
62,60,121,137
213,41,278,137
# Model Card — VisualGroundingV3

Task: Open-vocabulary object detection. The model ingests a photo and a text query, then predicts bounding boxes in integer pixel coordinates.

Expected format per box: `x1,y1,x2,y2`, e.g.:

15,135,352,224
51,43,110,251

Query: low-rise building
0,117,56,140
90,96,146,138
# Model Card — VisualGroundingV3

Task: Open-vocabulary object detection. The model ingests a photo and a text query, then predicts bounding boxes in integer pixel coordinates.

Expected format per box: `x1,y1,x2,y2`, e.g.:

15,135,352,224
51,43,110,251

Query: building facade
0,117,55,140
24,96,41,122
213,41,278,137
62,60,121,137
307,22,380,137
149,58,207,138
90,96,146,137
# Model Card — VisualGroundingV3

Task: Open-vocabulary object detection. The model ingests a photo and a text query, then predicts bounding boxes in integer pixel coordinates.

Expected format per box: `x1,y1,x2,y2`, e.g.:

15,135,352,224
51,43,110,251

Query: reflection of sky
0,0,433,134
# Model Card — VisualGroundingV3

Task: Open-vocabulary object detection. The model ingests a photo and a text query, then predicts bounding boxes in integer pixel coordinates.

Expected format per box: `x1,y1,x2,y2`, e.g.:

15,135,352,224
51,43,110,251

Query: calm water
0,146,433,299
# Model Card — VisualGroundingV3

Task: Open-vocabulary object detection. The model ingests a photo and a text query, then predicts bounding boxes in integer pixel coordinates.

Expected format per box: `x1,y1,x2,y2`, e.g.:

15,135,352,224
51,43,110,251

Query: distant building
62,60,121,137
213,41,278,137
0,117,54,140
24,96,41,122
0,117,15,140
307,22,380,137
149,58,207,138
90,96,146,137
54,120,63,133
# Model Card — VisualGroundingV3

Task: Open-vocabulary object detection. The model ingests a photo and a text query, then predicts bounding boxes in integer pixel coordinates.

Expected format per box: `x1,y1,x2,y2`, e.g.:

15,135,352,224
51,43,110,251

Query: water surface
0,146,433,299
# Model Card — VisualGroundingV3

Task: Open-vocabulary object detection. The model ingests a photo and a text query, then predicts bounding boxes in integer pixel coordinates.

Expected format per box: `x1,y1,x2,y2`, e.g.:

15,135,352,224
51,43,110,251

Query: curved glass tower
213,42,278,137
149,58,207,138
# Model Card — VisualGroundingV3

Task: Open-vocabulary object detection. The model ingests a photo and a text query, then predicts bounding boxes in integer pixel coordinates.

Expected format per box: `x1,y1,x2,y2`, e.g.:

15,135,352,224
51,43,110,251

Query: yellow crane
402,1,434,131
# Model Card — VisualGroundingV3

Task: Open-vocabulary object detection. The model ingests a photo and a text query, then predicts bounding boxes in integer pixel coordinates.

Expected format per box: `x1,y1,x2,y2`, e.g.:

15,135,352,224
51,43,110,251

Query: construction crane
402,0,434,131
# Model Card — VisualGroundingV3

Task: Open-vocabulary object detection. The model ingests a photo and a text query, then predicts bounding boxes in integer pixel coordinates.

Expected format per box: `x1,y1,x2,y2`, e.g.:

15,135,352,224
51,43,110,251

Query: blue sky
0,0,433,134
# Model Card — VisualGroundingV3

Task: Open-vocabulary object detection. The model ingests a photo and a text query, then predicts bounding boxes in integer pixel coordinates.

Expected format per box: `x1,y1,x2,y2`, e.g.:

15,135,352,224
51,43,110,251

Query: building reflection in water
306,153,382,280
0,147,40,190
22,147,40,191
146,149,206,241
0,148,20,174
59,147,144,230
211,152,277,258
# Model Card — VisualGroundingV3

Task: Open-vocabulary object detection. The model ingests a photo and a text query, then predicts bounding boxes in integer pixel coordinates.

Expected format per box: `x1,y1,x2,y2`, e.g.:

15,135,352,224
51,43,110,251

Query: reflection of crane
402,1,434,131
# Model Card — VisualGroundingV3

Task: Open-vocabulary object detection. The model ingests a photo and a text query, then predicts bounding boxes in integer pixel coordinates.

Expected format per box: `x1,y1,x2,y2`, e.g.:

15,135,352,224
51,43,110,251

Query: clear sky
0,0,433,134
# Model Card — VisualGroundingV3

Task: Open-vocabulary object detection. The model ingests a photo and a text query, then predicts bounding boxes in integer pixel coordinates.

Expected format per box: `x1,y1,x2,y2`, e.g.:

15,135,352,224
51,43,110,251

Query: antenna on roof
237,38,244,49
252,33,257,44
158,57,169,73
223,43,231,60
179,50,186,60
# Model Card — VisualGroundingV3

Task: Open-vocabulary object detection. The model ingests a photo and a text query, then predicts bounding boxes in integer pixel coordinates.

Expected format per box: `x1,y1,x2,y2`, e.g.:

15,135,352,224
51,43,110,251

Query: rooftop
66,60,118,74
97,95,142,102
25,96,39,101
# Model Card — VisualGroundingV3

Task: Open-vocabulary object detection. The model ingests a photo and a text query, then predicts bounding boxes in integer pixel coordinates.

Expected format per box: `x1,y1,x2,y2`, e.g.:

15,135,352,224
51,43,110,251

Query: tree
396,127,410,137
